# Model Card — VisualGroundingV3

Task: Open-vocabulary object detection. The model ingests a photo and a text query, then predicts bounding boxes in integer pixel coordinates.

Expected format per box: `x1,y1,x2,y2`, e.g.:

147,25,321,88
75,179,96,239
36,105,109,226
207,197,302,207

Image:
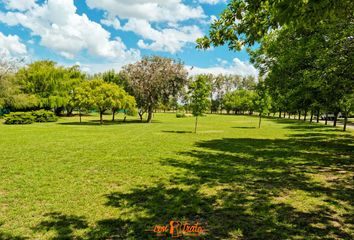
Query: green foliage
198,0,353,130
176,112,186,118
4,112,34,124
17,61,84,114
31,110,58,122
197,0,353,49
189,75,211,117
223,89,256,114
4,110,58,124
254,82,272,116
73,79,136,123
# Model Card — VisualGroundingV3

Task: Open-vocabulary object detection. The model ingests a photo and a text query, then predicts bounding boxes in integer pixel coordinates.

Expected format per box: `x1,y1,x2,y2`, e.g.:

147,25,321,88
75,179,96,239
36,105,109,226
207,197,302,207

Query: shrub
176,112,186,118
4,112,35,124
31,110,58,122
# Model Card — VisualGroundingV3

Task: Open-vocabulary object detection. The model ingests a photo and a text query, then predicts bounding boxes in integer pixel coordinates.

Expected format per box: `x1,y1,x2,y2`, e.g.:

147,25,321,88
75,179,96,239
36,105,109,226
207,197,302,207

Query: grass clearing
0,113,353,239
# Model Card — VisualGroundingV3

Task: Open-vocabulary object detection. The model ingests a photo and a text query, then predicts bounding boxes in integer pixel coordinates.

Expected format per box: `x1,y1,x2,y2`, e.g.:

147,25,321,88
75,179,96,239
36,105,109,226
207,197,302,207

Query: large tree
196,0,353,50
16,61,84,115
73,79,136,124
121,56,188,123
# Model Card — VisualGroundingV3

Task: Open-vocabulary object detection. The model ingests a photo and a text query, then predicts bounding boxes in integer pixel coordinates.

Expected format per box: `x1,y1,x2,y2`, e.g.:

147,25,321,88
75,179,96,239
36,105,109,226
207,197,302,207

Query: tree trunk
333,111,338,127
112,109,116,122
279,110,282,118
147,105,153,123
258,114,262,128
310,110,313,123
100,111,103,125
298,111,301,120
194,116,198,133
325,112,328,125
316,109,320,123
54,107,64,116
283,112,285,118
66,107,74,116
304,110,307,121
288,113,290,119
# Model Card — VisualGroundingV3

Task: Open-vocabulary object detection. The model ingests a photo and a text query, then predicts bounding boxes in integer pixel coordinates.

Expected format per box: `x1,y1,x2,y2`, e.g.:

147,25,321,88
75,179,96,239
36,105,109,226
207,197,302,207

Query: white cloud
3,0,36,11
101,17,121,30
87,0,205,53
122,19,203,53
188,58,258,77
86,0,205,22
0,0,140,63
198,0,227,5
0,32,27,56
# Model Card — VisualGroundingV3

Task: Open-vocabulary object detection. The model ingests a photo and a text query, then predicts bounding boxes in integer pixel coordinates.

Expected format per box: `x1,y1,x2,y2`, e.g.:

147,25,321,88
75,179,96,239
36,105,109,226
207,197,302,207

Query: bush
31,110,58,122
3,110,58,124
176,112,193,118
4,112,35,124
176,112,186,118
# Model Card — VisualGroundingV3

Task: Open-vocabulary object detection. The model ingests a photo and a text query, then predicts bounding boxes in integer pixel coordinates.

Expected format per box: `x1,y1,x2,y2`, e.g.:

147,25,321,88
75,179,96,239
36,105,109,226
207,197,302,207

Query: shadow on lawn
162,130,193,134
58,119,160,126
31,126,353,239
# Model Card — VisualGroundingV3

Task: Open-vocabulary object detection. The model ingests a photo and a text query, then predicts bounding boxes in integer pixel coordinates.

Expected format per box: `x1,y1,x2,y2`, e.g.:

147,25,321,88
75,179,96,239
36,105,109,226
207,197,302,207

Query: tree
16,61,84,115
111,87,137,122
254,82,272,128
73,79,136,124
189,75,211,133
73,81,95,123
0,57,39,112
340,92,354,131
196,0,353,50
122,56,188,123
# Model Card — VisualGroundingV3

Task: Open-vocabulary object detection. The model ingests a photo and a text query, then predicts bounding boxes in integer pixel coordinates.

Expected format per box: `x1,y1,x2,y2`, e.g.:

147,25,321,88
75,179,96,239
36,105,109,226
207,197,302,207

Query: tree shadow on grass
31,128,353,239
268,118,344,132
32,212,88,240
0,222,27,239
58,119,161,126
161,130,193,134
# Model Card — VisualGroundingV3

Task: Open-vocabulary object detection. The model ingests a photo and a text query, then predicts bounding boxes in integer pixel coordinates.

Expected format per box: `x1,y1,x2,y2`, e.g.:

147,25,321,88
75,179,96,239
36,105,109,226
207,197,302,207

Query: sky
0,0,258,76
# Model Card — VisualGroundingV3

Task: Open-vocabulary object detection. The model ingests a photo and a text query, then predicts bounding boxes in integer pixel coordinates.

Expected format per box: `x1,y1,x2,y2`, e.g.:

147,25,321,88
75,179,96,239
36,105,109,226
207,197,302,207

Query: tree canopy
122,56,188,122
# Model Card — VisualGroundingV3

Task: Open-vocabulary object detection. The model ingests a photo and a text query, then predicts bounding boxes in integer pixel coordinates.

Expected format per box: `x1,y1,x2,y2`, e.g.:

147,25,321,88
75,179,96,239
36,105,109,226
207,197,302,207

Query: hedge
31,110,58,122
4,112,35,124
4,110,58,124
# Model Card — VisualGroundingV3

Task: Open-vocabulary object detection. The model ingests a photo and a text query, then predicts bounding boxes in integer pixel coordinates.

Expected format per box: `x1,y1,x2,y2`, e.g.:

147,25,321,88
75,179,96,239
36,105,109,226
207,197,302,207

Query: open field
0,113,353,239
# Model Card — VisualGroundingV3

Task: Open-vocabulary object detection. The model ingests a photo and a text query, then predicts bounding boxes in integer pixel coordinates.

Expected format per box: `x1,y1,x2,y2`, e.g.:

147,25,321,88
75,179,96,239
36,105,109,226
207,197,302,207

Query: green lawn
0,113,353,239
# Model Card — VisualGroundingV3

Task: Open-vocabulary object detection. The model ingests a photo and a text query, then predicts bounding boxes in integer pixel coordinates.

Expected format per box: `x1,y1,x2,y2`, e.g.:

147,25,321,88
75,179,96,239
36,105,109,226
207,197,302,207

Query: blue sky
0,0,257,76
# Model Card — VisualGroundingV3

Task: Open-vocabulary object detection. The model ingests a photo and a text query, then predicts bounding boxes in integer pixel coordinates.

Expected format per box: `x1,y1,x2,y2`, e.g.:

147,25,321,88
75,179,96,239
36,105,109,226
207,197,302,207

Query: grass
0,113,353,239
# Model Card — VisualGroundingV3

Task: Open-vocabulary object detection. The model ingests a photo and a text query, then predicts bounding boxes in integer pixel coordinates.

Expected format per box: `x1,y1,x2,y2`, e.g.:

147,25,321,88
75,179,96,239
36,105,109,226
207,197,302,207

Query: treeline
197,0,354,131
0,56,261,124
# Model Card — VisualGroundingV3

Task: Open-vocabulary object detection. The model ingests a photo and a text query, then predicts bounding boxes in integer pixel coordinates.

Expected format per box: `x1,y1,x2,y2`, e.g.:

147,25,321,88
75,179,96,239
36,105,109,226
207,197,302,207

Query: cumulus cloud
3,0,36,11
0,0,140,63
100,17,121,30
87,0,205,53
188,58,258,77
198,0,227,5
86,0,205,23
0,32,27,56
122,19,203,53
